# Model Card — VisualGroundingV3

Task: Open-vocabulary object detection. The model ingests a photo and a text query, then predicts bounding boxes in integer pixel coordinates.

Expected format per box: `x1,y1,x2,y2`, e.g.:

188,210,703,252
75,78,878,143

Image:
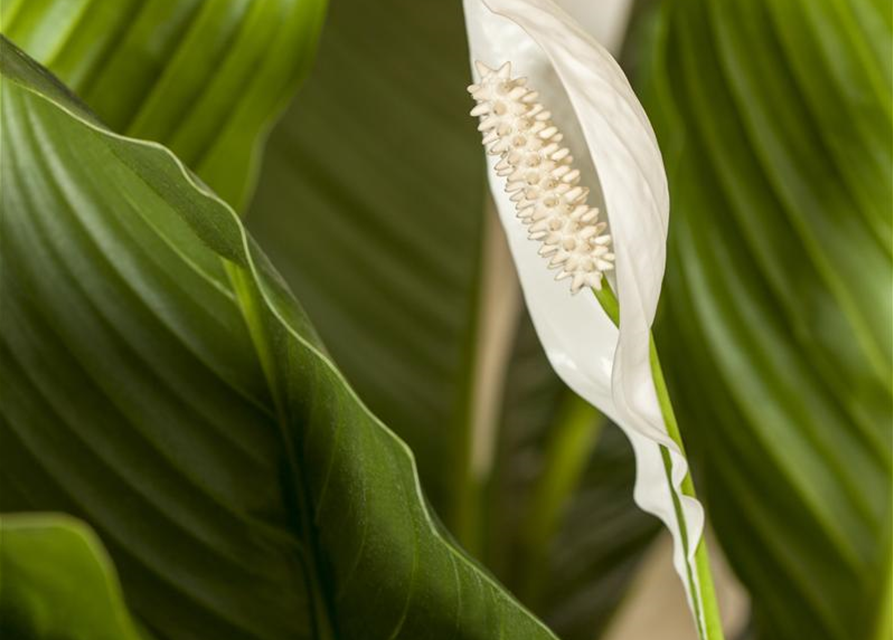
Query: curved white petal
463,0,706,619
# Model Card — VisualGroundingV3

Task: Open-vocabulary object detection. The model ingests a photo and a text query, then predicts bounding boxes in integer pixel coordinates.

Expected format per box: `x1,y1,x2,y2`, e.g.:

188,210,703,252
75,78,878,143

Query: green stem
517,394,604,606
593,282,724,640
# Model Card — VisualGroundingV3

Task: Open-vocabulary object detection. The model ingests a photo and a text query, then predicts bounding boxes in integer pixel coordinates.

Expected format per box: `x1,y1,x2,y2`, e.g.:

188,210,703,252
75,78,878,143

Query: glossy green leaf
0,39,557,640
0,514,144,640
637,1,892,638
1,0,327,210
246,1,660,636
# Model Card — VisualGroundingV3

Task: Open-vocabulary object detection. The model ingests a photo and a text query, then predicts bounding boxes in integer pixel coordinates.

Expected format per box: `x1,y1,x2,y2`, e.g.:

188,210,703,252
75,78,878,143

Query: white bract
463,0,707,624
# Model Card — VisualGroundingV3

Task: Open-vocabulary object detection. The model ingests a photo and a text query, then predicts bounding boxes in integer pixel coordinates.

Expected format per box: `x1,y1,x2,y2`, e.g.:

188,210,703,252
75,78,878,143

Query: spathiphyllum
463,0,726,638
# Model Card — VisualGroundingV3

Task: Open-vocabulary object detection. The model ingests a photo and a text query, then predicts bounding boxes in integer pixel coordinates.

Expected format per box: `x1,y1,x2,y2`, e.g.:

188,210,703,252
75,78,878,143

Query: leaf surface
1,0,327,209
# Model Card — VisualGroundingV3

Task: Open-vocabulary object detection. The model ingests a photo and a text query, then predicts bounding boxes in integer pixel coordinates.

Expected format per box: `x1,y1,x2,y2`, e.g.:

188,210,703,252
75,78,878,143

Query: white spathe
462,0,706,619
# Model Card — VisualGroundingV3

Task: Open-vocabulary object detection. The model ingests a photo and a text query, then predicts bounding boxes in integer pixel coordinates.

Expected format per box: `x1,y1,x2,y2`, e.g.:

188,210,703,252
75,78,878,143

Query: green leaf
0,513,144,640
245,1,660,636
1,0,327,210
637,1,892,638
0,38,557,640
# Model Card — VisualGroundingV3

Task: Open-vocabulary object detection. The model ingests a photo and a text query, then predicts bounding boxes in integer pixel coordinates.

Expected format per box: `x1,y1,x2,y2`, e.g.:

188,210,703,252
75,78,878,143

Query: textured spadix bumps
468,61,613,293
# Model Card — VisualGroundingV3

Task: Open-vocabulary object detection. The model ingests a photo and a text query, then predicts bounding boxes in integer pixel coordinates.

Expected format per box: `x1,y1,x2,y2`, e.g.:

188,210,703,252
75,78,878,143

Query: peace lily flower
463,0,724,637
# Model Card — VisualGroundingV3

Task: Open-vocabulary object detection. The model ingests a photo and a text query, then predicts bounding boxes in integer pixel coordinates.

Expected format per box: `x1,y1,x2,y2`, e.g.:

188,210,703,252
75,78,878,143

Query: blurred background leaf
634,0,893,638
0,0,327,209
246,0,662,638
0,514,145,640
